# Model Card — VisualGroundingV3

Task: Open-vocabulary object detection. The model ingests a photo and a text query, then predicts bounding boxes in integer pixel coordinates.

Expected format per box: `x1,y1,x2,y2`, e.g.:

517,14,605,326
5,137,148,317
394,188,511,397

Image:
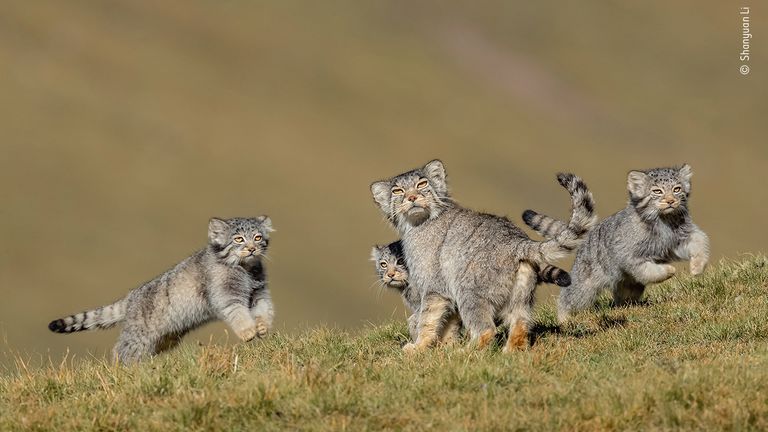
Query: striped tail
538,265,571,287
523,211,567,240
521,173,597,264
48,299,126,333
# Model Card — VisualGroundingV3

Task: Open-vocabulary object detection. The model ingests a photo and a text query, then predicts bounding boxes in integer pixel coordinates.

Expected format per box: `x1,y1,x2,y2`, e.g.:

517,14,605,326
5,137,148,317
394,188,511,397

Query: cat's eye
416,179,429,189
651,188,663,195
396,258,404,265
673,186,682,193
391,187,405,195
233,236,245,244
254,234,263,242
379,261,387,268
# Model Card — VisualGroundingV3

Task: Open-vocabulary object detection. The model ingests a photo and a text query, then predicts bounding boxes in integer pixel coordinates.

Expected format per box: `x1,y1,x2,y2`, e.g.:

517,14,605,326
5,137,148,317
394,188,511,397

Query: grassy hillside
2,256,766,431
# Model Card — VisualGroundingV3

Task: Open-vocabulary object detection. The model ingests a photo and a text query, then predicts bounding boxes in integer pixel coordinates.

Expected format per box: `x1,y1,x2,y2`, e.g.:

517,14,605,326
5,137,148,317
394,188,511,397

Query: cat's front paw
233,322,258,342
254,319,269,338
660,264,677,281
690,256,707,276
402,342,421,354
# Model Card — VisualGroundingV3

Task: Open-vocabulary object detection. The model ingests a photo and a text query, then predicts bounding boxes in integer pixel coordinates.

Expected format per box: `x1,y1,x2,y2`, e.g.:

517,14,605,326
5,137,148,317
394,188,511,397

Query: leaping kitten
48,217,275,364
524,164,710,323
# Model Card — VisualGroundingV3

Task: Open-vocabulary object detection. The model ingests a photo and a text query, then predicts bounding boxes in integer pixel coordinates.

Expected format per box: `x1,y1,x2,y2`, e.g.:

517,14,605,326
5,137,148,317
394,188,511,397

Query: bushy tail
537,265,571,287
523,212,568,240
48,299,126,333
520,173,597,264
523,172,596,243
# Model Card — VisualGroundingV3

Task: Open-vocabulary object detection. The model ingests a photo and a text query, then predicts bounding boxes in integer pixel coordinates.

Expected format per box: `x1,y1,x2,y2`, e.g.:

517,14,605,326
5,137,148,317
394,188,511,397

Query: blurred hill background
0,1,765,363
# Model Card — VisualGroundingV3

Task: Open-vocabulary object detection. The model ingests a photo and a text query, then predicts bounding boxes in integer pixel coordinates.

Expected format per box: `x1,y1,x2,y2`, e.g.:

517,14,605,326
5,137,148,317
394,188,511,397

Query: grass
2,256,767,431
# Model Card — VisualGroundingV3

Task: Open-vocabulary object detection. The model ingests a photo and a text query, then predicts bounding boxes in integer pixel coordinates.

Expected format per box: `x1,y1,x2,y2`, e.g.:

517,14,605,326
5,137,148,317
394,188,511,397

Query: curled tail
537,264,571,287
521,173,597,264
523,172,596,242
48,299,126,333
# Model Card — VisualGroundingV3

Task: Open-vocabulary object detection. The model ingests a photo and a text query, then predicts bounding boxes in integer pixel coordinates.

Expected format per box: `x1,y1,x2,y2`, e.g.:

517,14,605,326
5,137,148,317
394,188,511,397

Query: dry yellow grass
0,1,765,365
2,257,767,431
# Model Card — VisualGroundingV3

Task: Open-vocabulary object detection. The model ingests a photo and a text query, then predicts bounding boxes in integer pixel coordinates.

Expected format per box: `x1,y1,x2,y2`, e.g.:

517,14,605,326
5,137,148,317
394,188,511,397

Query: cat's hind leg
456,293,497,350
438,312,462,346
558,264,610,324
502,262,538,352
113,325,157,365
155,332,184,354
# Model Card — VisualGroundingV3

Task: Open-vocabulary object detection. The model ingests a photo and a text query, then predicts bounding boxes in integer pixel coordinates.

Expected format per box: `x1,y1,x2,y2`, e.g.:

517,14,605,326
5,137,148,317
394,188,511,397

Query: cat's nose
387,272,395,278
407,195,418,202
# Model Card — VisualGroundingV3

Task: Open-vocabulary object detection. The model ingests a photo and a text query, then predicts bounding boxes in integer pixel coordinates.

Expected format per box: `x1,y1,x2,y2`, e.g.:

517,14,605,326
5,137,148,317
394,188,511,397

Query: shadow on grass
528,322,596,346
596,314,628,330
527,313,629,346
392,312,630,349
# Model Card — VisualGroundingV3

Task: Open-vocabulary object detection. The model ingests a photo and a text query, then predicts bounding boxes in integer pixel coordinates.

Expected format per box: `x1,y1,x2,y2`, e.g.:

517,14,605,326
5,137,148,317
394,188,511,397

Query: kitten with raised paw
524,164,710,323
48,217,275,365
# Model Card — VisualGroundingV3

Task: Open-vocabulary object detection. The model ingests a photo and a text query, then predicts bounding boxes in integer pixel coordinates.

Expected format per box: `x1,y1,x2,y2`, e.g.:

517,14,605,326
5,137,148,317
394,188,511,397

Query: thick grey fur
371,240,573,341
530,164,710,323
48,217,275,364
371,241,420,339
370,160,595,352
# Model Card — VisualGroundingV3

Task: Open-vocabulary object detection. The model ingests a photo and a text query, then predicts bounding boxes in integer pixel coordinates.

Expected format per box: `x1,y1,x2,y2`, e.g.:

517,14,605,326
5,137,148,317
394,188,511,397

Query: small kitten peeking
527,164,710,323
371,241,421,340
371,241,571,342
48,217,275,365
372,240,463,344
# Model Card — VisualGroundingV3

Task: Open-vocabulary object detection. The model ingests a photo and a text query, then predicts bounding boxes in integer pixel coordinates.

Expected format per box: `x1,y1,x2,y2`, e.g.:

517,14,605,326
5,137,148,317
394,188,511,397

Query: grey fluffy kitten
49,217,275,364
526,165,709,323
371,240,572,343
371,241,461,343
370,160,596,353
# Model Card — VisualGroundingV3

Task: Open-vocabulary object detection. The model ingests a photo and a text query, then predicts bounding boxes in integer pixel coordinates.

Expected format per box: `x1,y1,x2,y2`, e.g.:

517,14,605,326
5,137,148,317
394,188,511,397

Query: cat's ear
257,215,274,233
208,218,230,245
371,246,382,262
678,164,693,183
423,159,447,193
370,181,392,209
627,170,649,197
423,159,445,183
